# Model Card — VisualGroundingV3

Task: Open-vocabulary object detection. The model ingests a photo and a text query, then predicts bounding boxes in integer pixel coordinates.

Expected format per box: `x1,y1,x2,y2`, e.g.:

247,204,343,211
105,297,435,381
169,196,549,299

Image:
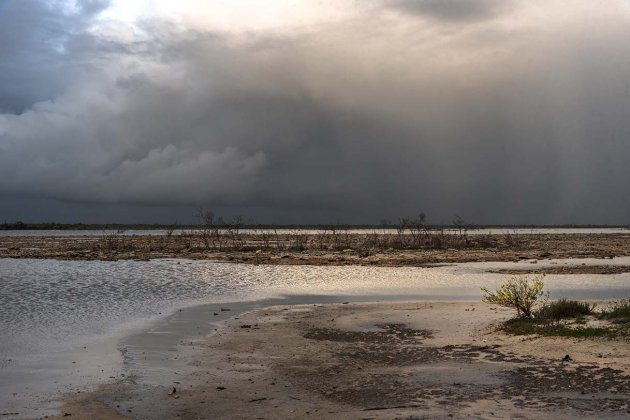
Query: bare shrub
289,230,308,251
226,215,243,249
97,228,134,253
256,225,272,250
195,207,225,250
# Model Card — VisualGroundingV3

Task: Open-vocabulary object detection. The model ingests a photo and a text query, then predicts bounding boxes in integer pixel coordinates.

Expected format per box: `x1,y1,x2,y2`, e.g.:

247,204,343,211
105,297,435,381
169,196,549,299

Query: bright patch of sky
98,0,360,32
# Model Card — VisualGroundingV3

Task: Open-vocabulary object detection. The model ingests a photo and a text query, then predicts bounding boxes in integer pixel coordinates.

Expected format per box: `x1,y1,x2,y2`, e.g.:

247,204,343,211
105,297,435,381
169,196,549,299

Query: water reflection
2,257,630,361
1,257,629,417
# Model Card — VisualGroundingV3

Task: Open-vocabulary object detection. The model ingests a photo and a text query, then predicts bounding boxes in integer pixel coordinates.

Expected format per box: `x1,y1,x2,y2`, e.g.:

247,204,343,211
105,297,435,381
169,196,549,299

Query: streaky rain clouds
1,0,630,224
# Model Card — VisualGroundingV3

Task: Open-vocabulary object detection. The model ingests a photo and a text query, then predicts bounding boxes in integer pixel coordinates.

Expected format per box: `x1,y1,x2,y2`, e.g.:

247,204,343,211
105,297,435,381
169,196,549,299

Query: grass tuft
501,317,614,338
599,300,630,321
536,299,595,322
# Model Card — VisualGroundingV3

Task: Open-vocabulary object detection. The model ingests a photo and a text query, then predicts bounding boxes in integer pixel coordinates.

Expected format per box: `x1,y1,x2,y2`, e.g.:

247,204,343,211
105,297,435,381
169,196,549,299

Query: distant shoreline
3,232,630,268
2,222,630,231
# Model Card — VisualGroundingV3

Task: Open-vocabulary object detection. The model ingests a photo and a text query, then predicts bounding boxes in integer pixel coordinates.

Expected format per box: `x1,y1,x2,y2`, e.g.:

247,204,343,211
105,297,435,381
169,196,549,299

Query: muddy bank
493,265,630,275
2,233,630,266
52,301,630,419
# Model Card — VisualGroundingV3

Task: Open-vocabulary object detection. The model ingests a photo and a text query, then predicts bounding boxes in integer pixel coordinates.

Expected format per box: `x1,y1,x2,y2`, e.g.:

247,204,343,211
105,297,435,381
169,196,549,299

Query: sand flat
51,301,630,419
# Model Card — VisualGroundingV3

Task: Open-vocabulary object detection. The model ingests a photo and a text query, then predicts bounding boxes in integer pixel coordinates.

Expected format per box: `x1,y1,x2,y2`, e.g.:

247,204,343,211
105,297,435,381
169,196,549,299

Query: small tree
452,214,467,239
481,274,547,318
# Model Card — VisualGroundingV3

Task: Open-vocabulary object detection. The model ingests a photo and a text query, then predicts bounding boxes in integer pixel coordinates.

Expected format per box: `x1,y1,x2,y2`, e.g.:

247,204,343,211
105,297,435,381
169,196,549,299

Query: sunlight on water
1,257,629,416
2,258,629,360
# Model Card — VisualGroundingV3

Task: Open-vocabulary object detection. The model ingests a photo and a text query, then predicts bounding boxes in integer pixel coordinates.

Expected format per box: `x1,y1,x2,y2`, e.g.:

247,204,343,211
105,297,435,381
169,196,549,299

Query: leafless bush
408,213,426,247
97,228,134,253
395,218,408,248
256,225,272,250
289,230,308,251
340,227,353,249
394,212,433,249
226,215,244,249
505,229,524,249
273,228,285,251
195,207,225,250
316,228,331,250
364,231,381,250
452,215,468,241
157,222,178,250
329,225,340,250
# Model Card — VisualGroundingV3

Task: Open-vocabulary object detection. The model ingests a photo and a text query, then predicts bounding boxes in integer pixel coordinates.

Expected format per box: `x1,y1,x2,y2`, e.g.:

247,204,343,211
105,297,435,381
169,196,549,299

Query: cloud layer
1,0,630,224
388,0,508,22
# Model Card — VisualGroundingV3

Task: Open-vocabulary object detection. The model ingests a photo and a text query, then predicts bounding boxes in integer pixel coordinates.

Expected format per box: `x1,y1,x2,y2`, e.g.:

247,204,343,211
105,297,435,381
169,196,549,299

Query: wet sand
492,265,630,275
50,301,630,419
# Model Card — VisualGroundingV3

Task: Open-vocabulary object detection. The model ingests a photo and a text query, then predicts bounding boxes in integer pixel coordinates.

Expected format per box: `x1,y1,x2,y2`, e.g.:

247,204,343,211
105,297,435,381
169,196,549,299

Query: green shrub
536,299,595,323
481,274,547,318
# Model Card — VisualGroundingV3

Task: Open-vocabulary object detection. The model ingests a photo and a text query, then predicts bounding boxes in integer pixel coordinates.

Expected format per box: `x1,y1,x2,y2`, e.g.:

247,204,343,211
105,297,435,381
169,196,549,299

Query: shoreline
50,300,630,419
3,256,630,419
2,233,630,267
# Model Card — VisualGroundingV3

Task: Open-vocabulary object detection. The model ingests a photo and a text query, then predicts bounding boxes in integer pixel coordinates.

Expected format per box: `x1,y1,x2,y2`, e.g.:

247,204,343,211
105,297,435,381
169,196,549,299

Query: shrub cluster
484,276,629,338
536,299,595,323
600,300,630,320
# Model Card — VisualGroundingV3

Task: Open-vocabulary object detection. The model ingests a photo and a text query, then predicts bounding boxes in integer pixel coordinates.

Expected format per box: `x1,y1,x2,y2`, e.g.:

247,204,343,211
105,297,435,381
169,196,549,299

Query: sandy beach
48,301,630,419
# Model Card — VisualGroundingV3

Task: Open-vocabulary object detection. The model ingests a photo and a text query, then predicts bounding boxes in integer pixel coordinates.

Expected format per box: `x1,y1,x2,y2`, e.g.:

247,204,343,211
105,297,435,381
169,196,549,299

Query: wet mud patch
295,324,630,414
303,323,433,343
504,363,630,413
492,265,630,275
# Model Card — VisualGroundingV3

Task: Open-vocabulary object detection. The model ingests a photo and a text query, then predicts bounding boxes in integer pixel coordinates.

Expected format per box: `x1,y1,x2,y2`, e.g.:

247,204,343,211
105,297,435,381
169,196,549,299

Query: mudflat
52,301,630,419
3,233,630,267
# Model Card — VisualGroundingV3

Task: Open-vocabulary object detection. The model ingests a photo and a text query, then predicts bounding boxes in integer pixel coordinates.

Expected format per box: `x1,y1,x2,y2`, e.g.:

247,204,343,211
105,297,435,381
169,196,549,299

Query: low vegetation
536,298,595,324
4,218,630,265
502,299,606,338
599,299,630,320
189,210,478,252
483,276,629,338
501,318,613,338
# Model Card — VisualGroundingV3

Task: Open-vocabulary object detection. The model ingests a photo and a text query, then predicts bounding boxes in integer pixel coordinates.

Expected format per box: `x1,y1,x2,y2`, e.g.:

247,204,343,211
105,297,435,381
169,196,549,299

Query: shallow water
3,257,628,359
1,257,630,417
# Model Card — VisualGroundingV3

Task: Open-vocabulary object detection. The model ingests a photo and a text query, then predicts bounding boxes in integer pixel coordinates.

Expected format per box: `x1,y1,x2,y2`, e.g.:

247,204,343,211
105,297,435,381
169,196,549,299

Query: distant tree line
0,221,178,230
2,221,33,230
1,218,628,231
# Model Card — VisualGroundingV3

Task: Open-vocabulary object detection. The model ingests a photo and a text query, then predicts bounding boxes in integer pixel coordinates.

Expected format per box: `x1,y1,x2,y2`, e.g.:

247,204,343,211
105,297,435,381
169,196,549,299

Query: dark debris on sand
297,324,630,414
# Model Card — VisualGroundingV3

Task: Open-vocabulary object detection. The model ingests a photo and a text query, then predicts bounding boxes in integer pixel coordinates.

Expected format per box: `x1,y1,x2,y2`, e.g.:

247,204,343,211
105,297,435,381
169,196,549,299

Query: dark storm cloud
0,0,109,113
1,1,630,224
388,0,508,22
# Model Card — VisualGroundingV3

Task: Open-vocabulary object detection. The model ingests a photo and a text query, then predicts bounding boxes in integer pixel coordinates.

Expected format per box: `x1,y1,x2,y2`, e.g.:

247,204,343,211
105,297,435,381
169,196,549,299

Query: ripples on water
1,257,630,417
0,260,444,359
2,257,630,362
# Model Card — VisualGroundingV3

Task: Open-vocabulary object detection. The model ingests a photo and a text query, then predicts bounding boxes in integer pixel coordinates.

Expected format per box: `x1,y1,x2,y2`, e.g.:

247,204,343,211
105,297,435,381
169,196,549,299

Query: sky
1,0,630,225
